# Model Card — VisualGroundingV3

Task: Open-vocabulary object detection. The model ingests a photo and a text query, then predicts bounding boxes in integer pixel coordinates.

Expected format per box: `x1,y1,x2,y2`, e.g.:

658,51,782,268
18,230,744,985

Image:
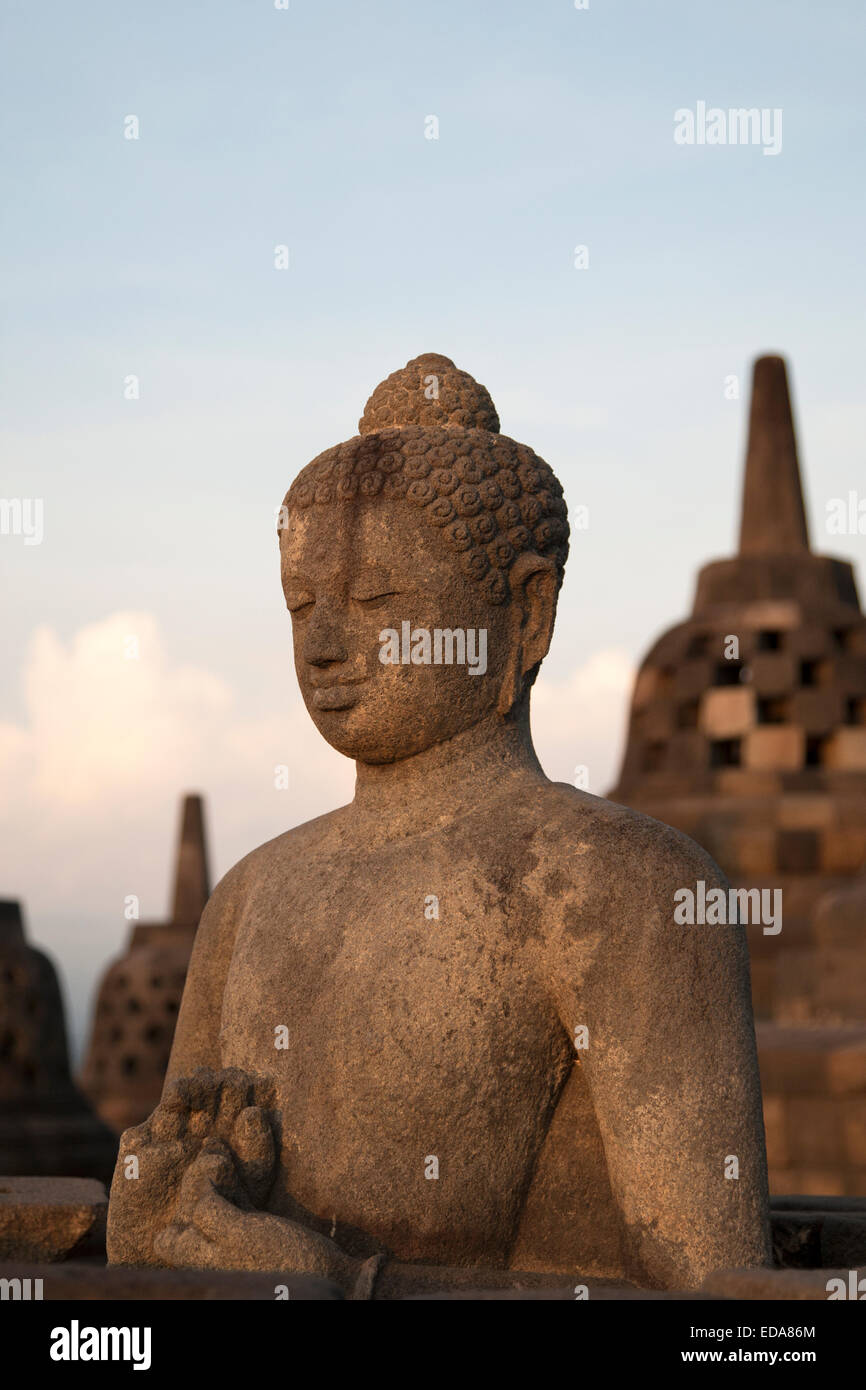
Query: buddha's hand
107,1066,276,1268
151,1144,383,1299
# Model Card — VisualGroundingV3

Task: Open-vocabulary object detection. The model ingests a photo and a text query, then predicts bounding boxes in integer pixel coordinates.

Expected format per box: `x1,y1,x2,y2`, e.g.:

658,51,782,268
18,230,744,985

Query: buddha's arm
119,865,382,1294
165,866,243,1082
106,867,245,1267
547,827,772,1289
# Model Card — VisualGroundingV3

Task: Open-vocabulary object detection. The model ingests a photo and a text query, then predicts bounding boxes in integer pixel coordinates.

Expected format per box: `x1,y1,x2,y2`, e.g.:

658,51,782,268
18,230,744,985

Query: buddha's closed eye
286,590,400,614
287,595,315,615
351,591,399,610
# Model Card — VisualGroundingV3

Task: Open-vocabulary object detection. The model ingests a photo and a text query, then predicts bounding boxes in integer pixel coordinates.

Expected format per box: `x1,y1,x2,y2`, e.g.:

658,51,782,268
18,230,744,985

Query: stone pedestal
0,1177,107,1262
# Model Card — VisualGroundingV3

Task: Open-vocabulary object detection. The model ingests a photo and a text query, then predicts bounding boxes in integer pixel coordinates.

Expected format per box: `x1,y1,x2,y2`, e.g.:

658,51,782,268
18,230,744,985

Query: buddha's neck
352,709,544,830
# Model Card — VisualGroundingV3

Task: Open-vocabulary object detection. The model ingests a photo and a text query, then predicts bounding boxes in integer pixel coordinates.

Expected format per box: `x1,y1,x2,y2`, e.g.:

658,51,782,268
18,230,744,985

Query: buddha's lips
311,682,364,711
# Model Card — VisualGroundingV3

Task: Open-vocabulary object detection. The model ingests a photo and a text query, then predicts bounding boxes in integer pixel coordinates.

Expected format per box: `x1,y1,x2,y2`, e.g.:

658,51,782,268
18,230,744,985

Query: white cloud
532,648,634,796
1,611,352,838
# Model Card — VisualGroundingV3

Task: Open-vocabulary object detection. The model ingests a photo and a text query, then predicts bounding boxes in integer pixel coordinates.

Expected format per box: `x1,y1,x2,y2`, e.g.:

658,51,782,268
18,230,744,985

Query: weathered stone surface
738,355,809,557
749,652,798,697
107,354,771,1294
702,1265,865,1300
820,828,866,874
375,1263,602,1300
700,688,755,738
404,1285,719,1300
769,1198,866,1268
814,877,866,948
759,1025,866,1196
0,1260,341,1299
825,729,866,770
771,1212,822,1268
791,690,845,737
820,1214,866,1267
0,1177,106,1262
772,1193,866,1212
758,1023,866,1096
359,353,500,435
777,946,866,1025
744,726,805,771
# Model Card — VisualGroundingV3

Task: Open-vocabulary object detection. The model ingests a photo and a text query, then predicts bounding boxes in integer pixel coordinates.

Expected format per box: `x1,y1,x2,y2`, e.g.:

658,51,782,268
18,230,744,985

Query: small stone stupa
81,795,211,1135
0,899,117,1181
609,354,866,1193
609,356,866,1007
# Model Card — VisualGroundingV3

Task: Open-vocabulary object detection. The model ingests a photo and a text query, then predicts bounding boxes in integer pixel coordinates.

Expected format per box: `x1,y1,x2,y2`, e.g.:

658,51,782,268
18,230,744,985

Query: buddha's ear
496,553,558,716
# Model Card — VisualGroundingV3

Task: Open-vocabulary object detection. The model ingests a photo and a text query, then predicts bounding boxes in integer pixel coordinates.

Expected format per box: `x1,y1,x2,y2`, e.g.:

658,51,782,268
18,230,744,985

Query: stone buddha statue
107,354,771,1297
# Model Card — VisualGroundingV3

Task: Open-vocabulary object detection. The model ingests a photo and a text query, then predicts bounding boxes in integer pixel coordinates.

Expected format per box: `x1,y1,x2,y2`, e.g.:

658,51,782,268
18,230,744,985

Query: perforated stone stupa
81,795,210,1134
609,354,866,1193
0,900,116,1181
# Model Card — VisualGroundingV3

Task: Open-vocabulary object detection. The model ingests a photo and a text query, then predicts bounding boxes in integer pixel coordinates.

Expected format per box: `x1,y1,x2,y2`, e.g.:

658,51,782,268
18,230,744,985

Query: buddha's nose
303,602,349,666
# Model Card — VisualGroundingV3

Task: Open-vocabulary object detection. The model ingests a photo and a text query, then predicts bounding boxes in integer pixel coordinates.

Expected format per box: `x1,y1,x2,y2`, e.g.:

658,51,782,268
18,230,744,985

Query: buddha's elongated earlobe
496,554,558,716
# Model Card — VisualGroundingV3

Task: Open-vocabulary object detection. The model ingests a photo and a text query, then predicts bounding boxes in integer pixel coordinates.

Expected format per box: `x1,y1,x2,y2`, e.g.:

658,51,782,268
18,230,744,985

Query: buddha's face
280,500,515,763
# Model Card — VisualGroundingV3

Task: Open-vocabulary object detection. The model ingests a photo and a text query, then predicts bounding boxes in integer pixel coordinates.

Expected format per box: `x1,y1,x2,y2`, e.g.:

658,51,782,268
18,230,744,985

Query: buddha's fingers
116,1118,151,1156
349,1254,385,1302
185,1066,222,1118
151,1071,216,1144
231,1105,275,1205
160,1076,192,1112
149,1096,187,1145
153,1221,215,1269
112,1122,186,1215
174,1147,237,1224
250,1074,277,1112
107,1120,188,1266
187,1177,248,1244
213,1067,255,1129
188,1186,359,1287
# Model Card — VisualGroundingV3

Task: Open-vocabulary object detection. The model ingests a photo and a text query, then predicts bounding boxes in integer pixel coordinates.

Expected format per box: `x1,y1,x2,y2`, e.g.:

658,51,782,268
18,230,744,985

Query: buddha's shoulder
517,780,726,895
206,805,352,906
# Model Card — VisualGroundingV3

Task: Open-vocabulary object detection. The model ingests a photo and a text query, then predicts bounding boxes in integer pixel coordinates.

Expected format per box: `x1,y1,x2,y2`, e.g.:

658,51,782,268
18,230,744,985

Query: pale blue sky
1,0,864,1050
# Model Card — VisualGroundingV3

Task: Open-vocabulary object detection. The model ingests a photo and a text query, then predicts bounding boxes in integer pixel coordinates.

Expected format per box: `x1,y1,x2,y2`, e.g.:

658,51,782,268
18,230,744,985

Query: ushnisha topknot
359,352,501,434
281,354,570,605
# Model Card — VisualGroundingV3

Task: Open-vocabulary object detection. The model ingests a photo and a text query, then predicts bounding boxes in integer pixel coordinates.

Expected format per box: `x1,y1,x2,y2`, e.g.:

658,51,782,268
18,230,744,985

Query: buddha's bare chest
219,838,561,1130
217,834,573,1257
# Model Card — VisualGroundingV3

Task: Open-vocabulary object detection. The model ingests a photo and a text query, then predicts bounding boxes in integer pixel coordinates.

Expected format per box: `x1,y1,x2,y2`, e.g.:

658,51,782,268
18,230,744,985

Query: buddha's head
278,354,570,763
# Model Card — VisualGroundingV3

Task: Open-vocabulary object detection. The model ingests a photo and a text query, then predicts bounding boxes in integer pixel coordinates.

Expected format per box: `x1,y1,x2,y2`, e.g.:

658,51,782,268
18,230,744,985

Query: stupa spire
170,793,210,925
738,354,809,556
82,793,214,1133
